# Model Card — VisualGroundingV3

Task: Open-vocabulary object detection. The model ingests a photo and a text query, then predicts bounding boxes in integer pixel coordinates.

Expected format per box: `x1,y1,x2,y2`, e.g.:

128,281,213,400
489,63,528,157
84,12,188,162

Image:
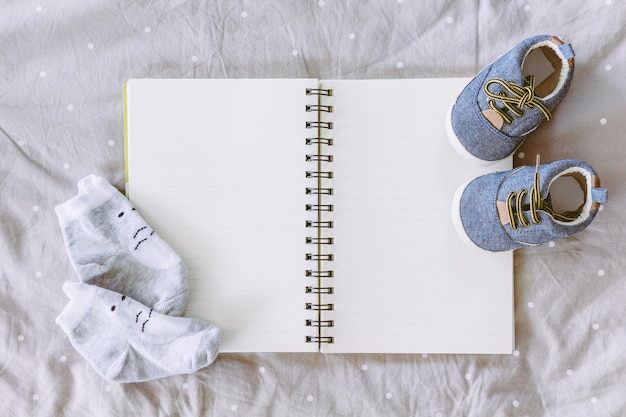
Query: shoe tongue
541,193,553,211
541,193,583,222
539,193,559,219
508,70,527,86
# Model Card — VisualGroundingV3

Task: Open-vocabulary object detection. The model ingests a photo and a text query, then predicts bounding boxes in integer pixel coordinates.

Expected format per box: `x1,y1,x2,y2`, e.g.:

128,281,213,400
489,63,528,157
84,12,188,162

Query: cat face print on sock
55,175,189,316
56,282,220,383
110,293,153,334
103,198,179,270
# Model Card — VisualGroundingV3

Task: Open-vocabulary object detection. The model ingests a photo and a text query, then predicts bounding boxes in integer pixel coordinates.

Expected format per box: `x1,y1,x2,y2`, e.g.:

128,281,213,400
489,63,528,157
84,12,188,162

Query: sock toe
190,324,221,371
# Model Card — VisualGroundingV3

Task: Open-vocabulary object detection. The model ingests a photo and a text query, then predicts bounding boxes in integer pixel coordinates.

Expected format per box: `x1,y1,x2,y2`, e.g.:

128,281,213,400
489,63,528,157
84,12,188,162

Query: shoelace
506,155,543,230
484,76,552,124
506,155,579,230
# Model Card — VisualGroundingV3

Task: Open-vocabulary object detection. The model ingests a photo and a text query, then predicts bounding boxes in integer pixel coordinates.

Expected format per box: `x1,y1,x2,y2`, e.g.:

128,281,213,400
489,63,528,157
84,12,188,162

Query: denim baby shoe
446,35,575,165
452,156,608,252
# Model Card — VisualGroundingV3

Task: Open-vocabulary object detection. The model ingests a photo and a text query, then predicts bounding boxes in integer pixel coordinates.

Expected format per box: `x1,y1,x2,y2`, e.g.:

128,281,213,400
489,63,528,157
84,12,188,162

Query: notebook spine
305,87,335,348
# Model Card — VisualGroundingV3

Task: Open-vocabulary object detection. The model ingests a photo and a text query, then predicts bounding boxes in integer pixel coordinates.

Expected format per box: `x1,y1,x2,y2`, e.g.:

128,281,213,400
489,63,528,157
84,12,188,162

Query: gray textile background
1,1,625,416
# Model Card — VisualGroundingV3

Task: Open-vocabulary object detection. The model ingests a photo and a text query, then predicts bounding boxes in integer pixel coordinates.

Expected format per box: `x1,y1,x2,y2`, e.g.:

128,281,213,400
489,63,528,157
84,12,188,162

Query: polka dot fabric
1,1,625,416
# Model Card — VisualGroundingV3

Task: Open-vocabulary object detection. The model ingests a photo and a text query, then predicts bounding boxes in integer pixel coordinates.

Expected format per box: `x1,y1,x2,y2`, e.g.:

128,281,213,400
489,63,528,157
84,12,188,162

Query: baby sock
56,282,220,383
55,174,188,316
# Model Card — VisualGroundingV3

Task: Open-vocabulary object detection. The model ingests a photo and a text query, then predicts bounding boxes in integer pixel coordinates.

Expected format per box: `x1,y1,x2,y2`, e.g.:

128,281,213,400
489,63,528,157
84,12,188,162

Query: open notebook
124,78,513,354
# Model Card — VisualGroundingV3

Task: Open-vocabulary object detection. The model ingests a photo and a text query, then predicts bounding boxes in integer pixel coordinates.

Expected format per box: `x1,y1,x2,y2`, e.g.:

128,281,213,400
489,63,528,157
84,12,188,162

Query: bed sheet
1,1,625,416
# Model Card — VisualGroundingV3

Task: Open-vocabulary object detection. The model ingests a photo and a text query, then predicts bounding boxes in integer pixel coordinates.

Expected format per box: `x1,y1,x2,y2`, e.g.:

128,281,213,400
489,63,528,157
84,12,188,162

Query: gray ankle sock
56,282,220,383
55,174,188,315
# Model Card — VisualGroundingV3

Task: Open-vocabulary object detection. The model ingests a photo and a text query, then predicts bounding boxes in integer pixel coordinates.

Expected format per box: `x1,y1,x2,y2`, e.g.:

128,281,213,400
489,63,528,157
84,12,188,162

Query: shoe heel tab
558,43,575,60
591,175,608,209
549,36,575,63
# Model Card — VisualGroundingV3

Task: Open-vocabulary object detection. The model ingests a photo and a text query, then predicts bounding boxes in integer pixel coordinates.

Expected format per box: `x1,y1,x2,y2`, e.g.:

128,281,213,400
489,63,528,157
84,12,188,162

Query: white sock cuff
55,282,97,335
55,175,122,224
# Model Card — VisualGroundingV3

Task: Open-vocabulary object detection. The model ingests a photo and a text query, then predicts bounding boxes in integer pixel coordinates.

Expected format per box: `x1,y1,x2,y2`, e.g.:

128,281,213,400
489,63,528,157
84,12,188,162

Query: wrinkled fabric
1,1,625,416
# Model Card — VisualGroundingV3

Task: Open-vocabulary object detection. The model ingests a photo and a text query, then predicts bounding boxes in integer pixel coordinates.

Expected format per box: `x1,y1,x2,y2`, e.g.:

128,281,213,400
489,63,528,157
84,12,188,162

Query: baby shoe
446,35,575,165
452,156,608,252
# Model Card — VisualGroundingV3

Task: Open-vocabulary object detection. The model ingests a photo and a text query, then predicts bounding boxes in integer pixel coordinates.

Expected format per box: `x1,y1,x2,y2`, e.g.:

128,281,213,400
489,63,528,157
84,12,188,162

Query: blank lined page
125,79,318,352
322,79,514,354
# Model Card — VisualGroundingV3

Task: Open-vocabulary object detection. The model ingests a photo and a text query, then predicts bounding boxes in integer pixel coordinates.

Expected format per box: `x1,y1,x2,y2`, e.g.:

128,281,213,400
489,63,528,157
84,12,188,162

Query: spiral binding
306,121,333,129
305,154,333,162
306,138,333,146
306,170,333,179
305,286,334,294
306,204,333,212
305,336,335,344
306,319,334,327
306,237,333,245
306,88,333,96
305,270,334,278
306,302,334,311
306,220,333,228
305,87,335,347
306,104,333,113
306,253,334,261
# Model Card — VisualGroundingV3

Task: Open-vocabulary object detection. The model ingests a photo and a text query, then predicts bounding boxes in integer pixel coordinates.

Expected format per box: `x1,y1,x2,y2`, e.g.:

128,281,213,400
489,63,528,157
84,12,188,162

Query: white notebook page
322,79,514,354
125,79,318,352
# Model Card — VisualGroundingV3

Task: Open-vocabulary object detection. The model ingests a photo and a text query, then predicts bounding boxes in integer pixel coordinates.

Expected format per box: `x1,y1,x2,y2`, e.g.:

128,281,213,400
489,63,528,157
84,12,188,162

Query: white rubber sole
450,180,483,251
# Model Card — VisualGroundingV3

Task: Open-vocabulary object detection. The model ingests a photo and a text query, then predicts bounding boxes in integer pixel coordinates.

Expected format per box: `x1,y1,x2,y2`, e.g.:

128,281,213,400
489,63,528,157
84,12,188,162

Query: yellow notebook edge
123,82,129,198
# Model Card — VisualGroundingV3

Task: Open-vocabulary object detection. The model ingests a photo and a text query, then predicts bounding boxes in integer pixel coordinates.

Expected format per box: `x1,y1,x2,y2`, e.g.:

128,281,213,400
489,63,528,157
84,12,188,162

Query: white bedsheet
1,1,625,415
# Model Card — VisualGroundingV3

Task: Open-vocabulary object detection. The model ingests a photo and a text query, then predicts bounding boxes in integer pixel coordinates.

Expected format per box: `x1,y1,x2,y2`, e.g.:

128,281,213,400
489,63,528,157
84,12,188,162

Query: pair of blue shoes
447,35,608,252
